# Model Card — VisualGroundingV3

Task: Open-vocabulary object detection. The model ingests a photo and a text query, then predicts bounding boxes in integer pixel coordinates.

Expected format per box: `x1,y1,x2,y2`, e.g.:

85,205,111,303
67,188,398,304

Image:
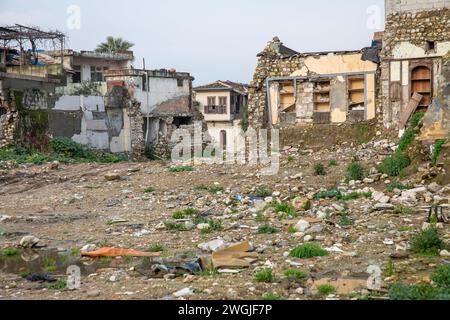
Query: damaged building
194,80,248,153
0,24,197,158
247,37,379,129
381,0,449,139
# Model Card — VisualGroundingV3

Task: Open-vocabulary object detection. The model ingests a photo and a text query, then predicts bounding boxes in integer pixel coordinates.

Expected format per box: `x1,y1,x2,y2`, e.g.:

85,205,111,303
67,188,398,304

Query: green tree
95,37,134,54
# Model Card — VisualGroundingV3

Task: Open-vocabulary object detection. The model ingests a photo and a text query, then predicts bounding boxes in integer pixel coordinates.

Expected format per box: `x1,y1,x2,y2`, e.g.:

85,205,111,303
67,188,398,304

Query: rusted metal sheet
399,92,423,129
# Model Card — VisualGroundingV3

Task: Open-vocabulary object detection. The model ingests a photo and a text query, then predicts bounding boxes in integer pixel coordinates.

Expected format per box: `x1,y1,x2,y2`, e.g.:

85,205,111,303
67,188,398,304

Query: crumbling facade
247,37,379,129
381,0,450,128
0,24,197,157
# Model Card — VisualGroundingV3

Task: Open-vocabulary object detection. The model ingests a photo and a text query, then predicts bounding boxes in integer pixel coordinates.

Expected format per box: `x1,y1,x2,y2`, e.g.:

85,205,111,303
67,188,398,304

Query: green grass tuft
410,228,446,256
284,269,308,280
317,284,336,295
257,224,279,234
255,268,276,283
289,244,329,259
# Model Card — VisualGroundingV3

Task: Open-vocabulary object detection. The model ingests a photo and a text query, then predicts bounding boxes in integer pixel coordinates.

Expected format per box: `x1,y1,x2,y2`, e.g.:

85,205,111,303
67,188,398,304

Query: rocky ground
0,129,448,300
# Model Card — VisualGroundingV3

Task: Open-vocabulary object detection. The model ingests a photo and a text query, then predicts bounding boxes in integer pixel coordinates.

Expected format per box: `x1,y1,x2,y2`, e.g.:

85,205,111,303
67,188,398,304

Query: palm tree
95,36,134,54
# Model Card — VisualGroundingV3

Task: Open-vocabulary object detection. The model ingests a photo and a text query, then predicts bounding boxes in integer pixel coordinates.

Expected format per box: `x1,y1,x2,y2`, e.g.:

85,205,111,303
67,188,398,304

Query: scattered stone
374,203,394,211
19,235,41,248
87,290,101,298
440,250,450,257
173,288,195,298
294,220,310,233
105,173,121,181
198,239,228,252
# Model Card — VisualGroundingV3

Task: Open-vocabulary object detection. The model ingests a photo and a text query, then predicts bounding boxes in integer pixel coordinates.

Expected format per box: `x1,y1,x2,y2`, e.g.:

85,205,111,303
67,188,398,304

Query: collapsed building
248,0,449,136
0,24,196,158
247,37,379,129
381,0,449,140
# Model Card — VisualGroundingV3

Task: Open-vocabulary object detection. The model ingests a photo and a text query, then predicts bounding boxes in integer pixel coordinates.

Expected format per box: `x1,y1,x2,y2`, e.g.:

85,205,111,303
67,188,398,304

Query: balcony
204,105,226,114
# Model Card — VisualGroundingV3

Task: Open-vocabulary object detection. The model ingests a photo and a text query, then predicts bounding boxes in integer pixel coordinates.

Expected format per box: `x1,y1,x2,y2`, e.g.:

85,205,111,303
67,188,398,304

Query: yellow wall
290,53,378,77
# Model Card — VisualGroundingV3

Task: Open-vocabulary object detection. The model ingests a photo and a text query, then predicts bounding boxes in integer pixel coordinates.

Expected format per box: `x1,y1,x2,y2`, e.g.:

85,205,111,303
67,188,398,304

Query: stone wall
380,7,450,127
385,0,449,16
381,8,450,59
247,37,306,130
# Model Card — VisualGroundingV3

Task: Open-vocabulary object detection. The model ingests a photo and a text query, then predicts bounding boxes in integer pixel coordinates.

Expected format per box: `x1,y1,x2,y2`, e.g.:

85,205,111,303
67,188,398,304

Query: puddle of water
0,248,118,277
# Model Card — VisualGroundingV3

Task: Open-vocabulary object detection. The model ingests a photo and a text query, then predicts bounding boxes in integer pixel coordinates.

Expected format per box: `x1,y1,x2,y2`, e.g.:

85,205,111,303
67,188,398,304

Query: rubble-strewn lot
0,132,448,300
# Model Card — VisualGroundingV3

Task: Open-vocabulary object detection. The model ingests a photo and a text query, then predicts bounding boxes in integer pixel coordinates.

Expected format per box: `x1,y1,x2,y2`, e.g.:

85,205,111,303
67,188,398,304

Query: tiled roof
194,80,248,94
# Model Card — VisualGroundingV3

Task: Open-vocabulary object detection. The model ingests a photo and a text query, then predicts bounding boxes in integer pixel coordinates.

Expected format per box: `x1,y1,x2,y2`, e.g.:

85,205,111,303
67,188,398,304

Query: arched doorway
411,65,432,108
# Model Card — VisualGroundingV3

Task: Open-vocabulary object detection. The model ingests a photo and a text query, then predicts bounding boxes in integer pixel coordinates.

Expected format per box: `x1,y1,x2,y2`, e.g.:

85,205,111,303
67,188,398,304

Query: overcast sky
0,0,385,85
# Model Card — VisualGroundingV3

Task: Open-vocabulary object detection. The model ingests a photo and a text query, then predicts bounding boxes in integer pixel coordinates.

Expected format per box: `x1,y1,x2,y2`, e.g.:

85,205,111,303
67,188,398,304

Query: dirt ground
0,126,448,300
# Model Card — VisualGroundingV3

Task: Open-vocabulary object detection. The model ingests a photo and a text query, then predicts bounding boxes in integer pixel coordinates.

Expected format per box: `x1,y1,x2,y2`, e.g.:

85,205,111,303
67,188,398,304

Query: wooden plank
399,92,423,129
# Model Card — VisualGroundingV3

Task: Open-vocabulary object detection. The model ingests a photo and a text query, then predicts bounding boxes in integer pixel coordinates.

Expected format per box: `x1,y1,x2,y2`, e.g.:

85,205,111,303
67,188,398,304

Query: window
207,96,216,106
90,66,107,82
72,65,81,83
426,41,436,53
177,79,184,87
219,97,227,107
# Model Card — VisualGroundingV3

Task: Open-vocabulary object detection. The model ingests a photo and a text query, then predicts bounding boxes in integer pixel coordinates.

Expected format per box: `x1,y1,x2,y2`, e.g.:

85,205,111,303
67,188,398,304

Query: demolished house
247,37,379,129
194,80,248,153
0,25,65,149
0,24,197,158
381,0,449,140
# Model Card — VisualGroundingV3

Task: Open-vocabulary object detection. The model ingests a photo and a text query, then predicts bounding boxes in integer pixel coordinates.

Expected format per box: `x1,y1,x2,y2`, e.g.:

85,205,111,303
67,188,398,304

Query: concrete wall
386,0,449,16
50,94,131,153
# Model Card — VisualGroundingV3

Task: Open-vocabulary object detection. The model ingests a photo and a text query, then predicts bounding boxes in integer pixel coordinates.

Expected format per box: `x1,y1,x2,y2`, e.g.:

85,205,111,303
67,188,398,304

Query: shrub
0,248,21,257
257,224,278,234
346,162,365,181
284,269,308,280
164,221,188,232
287,156,294,162
409,112,425,129
49,137,89,158
144,187,155,193
144,145,159,160
317,284,336,295
100,153,128,163
379,152,411,177
287,226,298,234
47,279,67,290
389,283,450,300
410,228,446,256
255,268,276,283
431,265,450,288
314,163,326,176
339,213,354,226
398,128,415,152
387,181,410,193
255,187,272,198
431,139,446,166
172,210,187,220
289,244,328,259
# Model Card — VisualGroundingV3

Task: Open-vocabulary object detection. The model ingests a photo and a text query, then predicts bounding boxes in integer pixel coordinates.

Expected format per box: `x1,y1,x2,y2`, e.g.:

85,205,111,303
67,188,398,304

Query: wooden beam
399,92,423,129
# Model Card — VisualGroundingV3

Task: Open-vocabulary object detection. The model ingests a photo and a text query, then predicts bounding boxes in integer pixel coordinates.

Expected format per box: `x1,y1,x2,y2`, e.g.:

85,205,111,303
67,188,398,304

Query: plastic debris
81,247,161,258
